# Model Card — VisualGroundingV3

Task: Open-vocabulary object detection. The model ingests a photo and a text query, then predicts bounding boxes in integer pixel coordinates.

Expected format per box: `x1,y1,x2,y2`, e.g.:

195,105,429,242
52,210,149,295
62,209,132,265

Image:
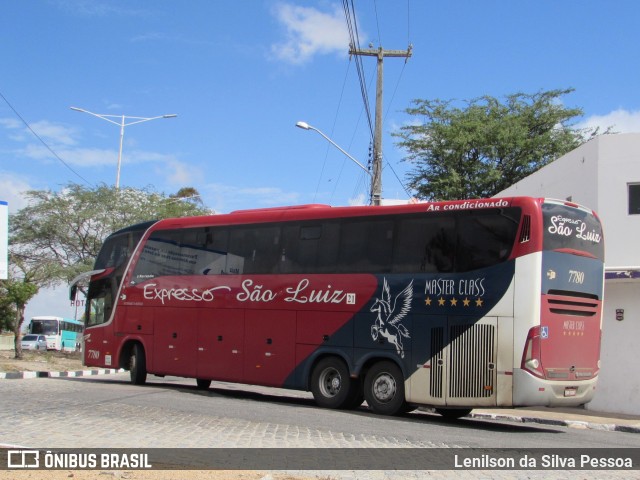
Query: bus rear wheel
364,360,406,416
311,357,361,409
129,343,147,385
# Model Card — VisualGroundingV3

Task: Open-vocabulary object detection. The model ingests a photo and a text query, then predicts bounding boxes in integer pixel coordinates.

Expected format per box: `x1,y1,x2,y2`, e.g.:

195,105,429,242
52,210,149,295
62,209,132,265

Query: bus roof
152,196,546,231
31,316,82,324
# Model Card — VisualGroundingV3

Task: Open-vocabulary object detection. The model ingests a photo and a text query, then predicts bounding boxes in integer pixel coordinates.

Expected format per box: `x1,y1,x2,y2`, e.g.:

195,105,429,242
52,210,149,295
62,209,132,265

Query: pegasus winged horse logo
370,279,413,358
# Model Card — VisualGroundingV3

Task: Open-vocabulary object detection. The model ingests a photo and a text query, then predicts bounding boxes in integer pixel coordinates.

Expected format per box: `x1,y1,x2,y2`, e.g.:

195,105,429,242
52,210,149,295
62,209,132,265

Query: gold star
463,298,471,307
450,298,458,307
475,298,484,307
425,297,432,306
438,297,446,306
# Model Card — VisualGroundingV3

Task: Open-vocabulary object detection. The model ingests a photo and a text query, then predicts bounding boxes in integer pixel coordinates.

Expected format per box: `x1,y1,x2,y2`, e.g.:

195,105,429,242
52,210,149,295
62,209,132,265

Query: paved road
1,374,639,479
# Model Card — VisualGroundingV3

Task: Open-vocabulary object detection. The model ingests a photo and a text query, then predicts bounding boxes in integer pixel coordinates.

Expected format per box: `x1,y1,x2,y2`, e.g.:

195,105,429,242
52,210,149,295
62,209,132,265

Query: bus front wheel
311,357,361,409
129,343,147,385
364,360,406,416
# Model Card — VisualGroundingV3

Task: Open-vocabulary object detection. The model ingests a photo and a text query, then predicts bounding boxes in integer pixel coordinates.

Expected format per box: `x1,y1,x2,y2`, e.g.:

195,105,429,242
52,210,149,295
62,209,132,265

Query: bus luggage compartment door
444,316,498,407
410,316,498,407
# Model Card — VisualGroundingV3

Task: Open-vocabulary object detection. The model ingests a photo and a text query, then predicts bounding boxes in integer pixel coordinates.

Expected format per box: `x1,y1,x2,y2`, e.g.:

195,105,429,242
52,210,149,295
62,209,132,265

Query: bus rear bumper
512,369,598,407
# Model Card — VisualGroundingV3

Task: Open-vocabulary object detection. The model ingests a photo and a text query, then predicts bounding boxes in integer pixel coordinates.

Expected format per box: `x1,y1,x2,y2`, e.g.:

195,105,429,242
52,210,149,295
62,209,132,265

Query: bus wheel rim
372,373,396,403
319,368,341,398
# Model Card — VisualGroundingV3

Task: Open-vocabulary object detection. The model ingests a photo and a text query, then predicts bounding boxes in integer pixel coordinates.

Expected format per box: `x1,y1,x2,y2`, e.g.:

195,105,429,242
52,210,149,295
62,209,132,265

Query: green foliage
0,280,38,310
1,278,39,358
394,88,604,201
0,290,17,332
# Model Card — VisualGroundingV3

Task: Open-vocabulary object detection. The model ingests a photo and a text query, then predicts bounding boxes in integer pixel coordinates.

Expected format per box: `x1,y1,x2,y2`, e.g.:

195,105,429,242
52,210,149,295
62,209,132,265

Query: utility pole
349,45,412,205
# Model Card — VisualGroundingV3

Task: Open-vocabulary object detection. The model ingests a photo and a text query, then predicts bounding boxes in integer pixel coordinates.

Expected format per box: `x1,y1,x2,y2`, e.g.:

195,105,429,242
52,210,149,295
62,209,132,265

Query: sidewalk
470,406,640,434
0,367,123,380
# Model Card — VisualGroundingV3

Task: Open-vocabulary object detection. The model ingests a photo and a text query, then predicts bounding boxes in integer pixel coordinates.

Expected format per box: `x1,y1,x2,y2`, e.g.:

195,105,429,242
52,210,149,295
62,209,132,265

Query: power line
314,62,353,203
0,90,93,187
407,0,412,45
343,0,374,138
349,45,412,205
373,0,382,46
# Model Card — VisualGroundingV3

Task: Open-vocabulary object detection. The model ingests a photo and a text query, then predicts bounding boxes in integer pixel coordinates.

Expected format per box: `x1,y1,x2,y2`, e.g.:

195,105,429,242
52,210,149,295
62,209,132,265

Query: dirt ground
1,472,319,480
0,349,85,373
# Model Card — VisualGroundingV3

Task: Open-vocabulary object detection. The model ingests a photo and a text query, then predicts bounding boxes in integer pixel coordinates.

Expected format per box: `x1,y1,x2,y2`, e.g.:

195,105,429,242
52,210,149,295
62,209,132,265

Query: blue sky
2,0,640,319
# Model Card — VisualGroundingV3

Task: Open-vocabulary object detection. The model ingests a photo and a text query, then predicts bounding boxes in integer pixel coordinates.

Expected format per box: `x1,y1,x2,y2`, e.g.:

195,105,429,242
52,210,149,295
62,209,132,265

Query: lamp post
296,121,379,205
70,107,177,189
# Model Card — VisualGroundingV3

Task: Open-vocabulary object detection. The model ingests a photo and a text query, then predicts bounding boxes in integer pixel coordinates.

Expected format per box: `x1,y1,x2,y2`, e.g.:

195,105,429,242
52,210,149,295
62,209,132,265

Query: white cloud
348,193,367,206
204,182,301,213
0,173,32,212
28,120,78,146
578,109,640,134
1,118,77,147
17,144,115,166
158,159,199,186
270,3,352,65
0,118,22,130
60,147,117,166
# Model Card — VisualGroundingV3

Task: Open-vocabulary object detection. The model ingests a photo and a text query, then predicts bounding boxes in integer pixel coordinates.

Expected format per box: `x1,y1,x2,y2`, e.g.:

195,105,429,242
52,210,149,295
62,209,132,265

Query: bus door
196,309,245,382
409,316,498,407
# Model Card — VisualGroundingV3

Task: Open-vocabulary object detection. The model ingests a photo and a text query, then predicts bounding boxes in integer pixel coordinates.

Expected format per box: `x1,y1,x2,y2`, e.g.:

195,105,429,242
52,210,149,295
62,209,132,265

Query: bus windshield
95,222,153,270
542,202,604,260
30,319,59,335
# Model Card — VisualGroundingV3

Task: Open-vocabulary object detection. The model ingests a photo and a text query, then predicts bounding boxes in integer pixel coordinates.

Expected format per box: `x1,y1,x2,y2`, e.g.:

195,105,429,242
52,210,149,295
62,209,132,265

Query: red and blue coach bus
71,197,604,418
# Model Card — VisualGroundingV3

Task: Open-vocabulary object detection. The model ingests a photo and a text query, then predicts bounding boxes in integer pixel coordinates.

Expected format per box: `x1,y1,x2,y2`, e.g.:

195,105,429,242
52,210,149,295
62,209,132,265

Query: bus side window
228,226,281,274
456,209,520,272
393,216,455,273
338,219,394,273
280,223,334,274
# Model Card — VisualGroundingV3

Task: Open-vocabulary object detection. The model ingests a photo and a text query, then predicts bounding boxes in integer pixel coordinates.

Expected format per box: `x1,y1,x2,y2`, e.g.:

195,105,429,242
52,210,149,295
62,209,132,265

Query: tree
170,187,204,206
0,300,16,333
2,279,38,358
9,183,211,287
0,287,17,332
394,88,606,201
7,183,211,354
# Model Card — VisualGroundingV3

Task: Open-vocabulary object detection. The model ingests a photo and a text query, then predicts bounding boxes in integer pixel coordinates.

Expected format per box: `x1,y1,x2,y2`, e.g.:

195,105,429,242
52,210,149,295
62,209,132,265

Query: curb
0,368,124,380
469,412,640,434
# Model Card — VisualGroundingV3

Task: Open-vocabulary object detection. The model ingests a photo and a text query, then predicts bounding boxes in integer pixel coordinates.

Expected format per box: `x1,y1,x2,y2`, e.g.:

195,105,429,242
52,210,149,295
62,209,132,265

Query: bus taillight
521,326,545,378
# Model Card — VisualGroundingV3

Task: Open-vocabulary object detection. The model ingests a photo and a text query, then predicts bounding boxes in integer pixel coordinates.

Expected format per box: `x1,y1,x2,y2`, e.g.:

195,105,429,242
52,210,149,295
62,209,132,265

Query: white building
498,133,640,415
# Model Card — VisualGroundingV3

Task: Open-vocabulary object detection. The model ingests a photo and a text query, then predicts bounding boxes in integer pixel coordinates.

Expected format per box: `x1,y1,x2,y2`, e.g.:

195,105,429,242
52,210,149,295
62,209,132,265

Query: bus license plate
564,387,577,397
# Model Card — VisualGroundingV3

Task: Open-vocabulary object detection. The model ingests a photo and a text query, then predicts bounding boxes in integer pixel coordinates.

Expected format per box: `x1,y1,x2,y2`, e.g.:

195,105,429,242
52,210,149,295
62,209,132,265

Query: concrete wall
595,134,640,267
589,280,640,415
0,334,14,351
498,133,640,415
499,138,600,208
499,133,640,267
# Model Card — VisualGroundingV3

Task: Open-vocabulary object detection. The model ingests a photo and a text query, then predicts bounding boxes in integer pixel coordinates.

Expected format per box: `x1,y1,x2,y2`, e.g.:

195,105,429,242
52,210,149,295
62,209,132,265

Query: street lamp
70,107,177,189
296,121,379,205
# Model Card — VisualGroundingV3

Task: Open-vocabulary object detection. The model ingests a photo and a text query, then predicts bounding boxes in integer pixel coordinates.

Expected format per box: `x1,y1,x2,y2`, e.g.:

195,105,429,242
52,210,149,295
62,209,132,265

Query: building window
629,184,640,215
